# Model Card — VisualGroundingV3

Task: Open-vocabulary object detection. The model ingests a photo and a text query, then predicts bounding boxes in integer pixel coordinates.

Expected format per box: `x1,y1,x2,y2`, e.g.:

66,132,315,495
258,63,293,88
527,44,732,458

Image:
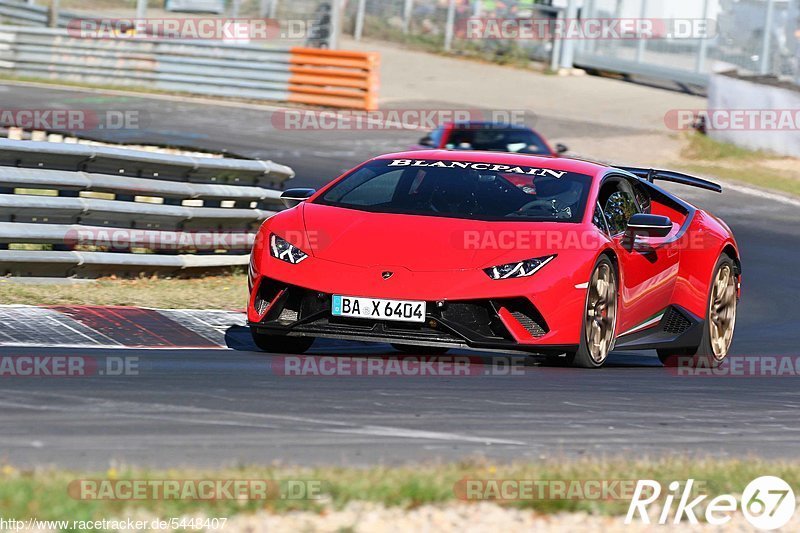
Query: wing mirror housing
626,213,673,238
280,188,316,208
418,134,435,147
555,143,569,154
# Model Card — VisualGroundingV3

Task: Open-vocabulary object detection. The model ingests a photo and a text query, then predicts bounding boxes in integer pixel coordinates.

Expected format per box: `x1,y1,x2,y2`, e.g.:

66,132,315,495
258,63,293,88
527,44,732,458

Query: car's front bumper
248,276,579,355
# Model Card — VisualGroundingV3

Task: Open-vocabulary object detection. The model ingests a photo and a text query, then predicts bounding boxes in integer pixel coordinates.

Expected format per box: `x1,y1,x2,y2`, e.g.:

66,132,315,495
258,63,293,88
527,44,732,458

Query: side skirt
613,306,704,351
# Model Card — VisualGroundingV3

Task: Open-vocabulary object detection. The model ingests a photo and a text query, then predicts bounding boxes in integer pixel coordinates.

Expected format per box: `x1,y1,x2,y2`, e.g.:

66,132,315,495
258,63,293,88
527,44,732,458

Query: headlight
270,234,308,264
484,255,556,280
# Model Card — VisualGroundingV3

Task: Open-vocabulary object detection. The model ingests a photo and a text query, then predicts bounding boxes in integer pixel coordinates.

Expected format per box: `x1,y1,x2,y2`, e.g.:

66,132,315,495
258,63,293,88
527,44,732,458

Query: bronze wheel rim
709,264,737,360
585,263,617,364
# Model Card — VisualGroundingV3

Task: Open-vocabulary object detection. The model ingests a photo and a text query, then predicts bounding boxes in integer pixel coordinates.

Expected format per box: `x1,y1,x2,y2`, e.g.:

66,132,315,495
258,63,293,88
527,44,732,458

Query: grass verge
674,133,800,197
0,273,247,310
0,458,797,525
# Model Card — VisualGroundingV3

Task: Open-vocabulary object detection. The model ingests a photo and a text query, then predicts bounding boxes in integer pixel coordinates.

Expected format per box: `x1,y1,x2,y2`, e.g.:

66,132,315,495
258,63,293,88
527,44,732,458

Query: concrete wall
708,72,800,157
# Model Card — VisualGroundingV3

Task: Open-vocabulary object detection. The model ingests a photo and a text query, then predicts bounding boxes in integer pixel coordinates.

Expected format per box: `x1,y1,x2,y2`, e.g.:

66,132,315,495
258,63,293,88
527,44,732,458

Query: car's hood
298,202,570,272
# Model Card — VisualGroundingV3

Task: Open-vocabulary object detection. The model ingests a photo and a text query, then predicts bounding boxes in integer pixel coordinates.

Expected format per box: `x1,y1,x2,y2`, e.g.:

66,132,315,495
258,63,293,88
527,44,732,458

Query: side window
445,128,475,149
632,182,652,213
593,203,609,234
604,190,639,234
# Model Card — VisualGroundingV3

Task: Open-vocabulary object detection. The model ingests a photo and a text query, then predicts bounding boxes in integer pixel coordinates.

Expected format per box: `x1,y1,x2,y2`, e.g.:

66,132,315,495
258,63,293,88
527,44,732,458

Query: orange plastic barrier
287,48,380,111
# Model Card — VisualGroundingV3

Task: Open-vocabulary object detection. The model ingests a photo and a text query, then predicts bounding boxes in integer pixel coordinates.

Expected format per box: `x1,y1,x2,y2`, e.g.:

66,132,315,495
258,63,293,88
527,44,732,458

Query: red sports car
412,121,567,156
247,151,740,368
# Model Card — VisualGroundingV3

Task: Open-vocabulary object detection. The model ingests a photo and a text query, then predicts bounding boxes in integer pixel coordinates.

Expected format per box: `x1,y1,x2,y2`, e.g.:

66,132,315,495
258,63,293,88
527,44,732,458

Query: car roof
443,122,535,130
372,150,611,177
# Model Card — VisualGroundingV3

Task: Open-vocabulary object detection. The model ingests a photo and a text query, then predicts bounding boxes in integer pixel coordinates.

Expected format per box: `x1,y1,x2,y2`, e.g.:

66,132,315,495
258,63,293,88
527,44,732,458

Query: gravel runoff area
48,503,793,533
221,505,782,532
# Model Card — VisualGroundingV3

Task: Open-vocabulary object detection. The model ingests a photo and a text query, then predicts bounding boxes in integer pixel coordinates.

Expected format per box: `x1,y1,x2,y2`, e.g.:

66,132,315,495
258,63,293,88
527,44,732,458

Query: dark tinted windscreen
446,127,551,155
317,159,592,222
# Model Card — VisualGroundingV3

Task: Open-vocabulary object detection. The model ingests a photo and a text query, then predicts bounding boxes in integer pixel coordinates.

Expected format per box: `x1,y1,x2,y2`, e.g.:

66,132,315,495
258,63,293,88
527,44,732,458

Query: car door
599,176,680,336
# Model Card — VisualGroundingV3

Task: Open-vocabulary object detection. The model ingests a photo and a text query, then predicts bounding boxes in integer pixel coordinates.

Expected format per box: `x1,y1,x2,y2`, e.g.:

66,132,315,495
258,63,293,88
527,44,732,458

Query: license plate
332,295,426,323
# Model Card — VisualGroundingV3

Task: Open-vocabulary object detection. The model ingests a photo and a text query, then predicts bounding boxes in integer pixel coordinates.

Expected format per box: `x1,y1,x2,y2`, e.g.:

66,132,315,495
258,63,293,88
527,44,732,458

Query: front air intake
496,298,549,338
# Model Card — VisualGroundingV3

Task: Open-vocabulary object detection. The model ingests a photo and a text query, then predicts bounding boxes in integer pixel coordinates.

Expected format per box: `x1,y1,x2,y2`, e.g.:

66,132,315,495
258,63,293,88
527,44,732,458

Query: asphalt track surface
1,83,799,468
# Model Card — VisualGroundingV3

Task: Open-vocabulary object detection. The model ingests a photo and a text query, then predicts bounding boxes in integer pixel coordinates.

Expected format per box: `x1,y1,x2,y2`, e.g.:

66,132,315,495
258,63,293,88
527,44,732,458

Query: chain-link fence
575,0,799,86
336,0,798,86
289,0,799,84
344,0,562,65
5,0,799,84
254,0,564,67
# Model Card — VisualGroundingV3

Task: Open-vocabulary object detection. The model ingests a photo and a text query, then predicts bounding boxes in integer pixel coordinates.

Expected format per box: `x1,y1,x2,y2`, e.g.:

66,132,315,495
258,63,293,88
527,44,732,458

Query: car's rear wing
616,167,723,193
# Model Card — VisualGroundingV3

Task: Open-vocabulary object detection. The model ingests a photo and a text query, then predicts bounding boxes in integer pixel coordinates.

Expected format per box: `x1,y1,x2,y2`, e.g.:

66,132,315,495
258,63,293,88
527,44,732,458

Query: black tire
658,253,737,368
391,343,450,355
570,255,619,369
251,330,314,354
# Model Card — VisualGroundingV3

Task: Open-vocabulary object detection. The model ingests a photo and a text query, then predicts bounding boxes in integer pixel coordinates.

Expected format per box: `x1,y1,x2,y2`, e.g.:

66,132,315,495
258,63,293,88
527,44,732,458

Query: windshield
316,159,592,222
445,127,551,154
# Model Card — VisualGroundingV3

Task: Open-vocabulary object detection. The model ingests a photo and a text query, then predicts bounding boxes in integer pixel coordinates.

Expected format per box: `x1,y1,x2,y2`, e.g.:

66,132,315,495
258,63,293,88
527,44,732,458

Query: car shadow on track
224,325,663,368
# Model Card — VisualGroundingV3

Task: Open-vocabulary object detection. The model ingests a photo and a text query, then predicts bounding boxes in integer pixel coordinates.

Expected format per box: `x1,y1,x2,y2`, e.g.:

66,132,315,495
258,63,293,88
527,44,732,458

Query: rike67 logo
626,476,795,530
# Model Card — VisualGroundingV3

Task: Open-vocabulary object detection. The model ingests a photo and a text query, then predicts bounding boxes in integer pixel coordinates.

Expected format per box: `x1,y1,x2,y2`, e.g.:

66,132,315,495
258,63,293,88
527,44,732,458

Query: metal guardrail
572,51,710,89
0,0,75,27
165,0,226,15
0,25,379,110
0,139,294,277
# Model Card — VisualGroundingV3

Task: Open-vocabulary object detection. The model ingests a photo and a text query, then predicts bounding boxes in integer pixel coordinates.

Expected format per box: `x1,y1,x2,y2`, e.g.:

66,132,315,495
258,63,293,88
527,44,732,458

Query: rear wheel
391,344,450,355
658,254,737,367
251,330,314,354
569,256,618,368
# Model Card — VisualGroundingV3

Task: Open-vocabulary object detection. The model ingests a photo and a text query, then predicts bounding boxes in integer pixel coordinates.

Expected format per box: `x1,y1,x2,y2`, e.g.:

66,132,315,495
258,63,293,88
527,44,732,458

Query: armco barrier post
695,0,711,73
354,0,366,40
760,0,776,75
136,0,147,19
444,0,455,52
48,0,58,27
559,0,578,69
329,0,342,49
403,0,413,34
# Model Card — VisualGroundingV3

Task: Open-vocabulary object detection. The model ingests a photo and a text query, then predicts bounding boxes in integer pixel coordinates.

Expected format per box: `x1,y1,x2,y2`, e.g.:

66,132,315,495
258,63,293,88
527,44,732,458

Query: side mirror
280,188,316,209
418,135,435,147
555,143,569,154
626,213,672,238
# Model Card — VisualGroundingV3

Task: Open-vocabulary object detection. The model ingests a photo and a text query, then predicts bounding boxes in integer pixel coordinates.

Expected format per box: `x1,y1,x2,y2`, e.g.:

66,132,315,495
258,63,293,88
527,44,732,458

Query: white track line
1,390,527,446
720,181,800,208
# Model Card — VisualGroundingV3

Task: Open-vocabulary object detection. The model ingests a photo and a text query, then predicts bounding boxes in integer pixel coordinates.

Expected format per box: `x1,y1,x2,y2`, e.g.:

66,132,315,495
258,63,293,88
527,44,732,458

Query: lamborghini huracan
247,151,740,368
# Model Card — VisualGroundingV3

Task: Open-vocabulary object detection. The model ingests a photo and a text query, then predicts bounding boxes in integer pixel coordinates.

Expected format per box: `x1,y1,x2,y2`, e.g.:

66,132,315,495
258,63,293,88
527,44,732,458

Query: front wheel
659,254,737,368
251,330,314,354
569,256,619,368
